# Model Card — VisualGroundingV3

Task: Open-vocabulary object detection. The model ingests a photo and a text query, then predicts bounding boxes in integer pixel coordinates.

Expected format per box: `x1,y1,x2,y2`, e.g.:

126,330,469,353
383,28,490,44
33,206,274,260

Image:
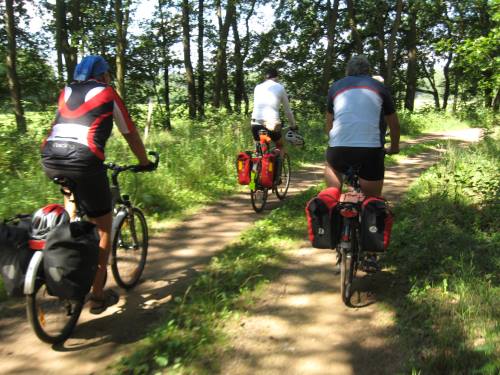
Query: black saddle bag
305,187,342,249
360,197,394,252
43,221,100,300
0,217,33,297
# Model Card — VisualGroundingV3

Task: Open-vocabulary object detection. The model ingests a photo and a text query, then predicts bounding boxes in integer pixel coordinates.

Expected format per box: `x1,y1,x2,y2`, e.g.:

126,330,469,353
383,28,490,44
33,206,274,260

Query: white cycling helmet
285,129,305,147
30,204,70,241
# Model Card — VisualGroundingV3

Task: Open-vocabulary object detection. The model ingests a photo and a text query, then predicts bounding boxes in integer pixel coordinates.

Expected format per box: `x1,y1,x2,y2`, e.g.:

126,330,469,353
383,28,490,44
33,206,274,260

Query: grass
381,131,500,374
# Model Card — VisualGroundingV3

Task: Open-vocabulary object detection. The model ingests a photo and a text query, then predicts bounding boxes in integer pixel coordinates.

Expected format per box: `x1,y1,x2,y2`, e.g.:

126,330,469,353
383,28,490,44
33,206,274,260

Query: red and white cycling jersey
42,79,137,170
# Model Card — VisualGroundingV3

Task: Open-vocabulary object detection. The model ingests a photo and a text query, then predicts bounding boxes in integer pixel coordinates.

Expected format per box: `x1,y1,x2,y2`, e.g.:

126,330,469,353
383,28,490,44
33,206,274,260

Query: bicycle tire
111,207,148,289
26,279,83,344
275,153,291,200
339,248,353,304
251,187,268,213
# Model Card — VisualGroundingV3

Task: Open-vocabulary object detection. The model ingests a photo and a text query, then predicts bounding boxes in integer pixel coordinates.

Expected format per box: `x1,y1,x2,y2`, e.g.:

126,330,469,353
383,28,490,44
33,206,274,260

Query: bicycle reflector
340,207,358,218
29,204,70,248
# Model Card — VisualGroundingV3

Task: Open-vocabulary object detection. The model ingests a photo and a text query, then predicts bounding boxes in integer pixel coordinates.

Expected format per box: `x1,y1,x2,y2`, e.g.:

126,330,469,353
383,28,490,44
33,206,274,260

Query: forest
1,0,498,127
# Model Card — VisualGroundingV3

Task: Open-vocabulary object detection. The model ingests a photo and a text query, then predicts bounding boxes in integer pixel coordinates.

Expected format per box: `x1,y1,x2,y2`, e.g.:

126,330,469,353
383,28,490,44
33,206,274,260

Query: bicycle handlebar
106,151,160,174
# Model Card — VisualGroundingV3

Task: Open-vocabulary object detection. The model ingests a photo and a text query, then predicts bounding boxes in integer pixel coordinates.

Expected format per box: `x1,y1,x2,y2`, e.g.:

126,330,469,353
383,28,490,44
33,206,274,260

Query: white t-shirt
251,79,295,127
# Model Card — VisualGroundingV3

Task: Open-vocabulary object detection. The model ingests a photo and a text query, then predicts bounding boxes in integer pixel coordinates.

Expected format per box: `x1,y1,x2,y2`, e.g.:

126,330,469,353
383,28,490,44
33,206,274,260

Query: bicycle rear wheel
111,207,148,289
251,187,268,213
339,248,354,305
275,153,291,200
26,279,83,344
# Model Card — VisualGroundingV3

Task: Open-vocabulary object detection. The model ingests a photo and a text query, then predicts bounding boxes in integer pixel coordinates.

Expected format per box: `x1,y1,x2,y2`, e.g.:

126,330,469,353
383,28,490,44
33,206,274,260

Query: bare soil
0,129,482,375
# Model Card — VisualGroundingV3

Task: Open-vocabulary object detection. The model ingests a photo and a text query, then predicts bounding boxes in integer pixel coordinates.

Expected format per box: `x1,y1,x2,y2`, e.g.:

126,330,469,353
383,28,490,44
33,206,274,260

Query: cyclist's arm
281,89,296,129
380,86,400,154
385,112,400,154
111,89,150,165
325,88,335,134
123,132,149,165
325,111,333,134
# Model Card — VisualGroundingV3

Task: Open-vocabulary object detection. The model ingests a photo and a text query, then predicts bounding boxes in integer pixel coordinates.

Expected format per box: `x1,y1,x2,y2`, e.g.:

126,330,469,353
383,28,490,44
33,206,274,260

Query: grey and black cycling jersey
326,75,395,148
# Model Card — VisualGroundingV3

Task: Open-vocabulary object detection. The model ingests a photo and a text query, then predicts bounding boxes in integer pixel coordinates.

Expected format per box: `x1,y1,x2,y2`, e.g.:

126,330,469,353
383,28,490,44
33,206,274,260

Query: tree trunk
55,0,66,85
115,0,130,99
374,0,387,78
404,2,417,111
420,61,440,109
241,0,257,115
232,17,244,114
158,0,172,130
492,89,499,113
386,0,403,89
213,0,235,110
320,0,340,111
182,0,197,119
452,76,459,113
63,0,79,81
442,51,452,110
163,62,172,130
4,0,26,133
197,0,205,118
345,0,362,54
56,0,76,83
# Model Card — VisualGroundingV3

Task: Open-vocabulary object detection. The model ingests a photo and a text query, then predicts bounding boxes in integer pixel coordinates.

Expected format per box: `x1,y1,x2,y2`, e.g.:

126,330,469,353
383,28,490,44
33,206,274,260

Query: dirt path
0,129,482,375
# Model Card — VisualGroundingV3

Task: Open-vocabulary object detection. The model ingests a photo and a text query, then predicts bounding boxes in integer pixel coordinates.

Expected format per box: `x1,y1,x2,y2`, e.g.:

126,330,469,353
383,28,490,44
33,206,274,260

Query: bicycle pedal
361,258,380,273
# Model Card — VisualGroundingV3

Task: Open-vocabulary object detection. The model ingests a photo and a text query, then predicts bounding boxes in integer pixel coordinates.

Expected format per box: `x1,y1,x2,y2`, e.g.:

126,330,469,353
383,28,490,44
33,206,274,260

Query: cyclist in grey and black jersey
324,55,400,197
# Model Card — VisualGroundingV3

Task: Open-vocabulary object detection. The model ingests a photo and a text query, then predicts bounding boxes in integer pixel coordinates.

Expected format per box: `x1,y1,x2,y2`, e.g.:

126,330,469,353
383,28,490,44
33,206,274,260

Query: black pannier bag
0,217,33,297
43,221,99,300
360,197,394,252
306,187,342,249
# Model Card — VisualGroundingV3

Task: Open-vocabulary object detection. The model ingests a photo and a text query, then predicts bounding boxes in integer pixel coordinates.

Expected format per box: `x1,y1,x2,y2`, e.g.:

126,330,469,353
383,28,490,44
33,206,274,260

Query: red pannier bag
360,197,394,252
236,151,252,185
305,187,342,249
259,152,276,188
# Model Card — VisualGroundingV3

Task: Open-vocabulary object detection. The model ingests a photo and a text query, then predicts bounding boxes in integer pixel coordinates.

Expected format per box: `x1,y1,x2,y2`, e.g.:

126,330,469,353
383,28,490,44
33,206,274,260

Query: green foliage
398,109,471,135
0,48,59,110
383,132,500,374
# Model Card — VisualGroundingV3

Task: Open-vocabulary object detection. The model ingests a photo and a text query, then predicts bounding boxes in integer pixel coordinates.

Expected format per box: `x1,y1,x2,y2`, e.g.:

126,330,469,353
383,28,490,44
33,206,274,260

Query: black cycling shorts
43,166,112,218
251,124,282,142
326,147,385,181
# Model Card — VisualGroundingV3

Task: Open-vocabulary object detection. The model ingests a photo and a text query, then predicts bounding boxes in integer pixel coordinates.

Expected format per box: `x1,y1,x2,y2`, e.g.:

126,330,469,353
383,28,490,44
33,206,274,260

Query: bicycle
24,151,159,344
335,166,387,307
249,129,291,213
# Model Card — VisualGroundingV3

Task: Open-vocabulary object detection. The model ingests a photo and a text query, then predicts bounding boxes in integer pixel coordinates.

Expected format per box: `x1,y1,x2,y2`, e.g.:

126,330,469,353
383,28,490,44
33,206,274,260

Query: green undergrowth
382,131,500,374
111,187,318,374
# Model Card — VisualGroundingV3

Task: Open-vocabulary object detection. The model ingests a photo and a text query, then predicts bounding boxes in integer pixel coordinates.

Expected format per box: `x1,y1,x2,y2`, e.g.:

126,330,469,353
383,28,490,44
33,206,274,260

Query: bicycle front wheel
111,207,148,289
275,153,291,200
26,280,83,344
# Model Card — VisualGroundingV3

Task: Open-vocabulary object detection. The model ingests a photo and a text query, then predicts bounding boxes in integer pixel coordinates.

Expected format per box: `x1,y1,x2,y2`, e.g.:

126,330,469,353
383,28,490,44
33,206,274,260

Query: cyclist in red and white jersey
41,55,154,314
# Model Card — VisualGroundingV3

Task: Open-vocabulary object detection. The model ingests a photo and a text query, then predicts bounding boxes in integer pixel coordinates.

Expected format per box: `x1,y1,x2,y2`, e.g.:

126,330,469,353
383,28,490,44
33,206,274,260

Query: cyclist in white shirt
251,68,298,155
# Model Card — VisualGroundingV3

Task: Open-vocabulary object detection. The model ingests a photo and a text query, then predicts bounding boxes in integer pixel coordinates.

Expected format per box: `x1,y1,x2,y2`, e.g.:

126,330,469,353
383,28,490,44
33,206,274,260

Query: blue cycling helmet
73,55,109,81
